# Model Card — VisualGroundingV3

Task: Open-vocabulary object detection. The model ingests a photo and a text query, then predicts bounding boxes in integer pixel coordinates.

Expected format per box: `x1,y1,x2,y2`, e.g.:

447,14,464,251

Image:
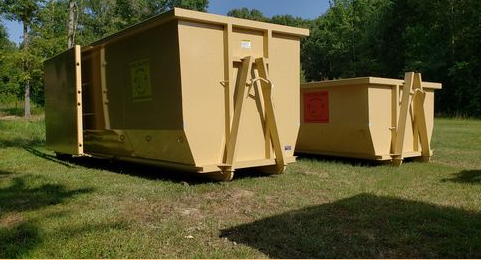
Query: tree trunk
23,21,31,118
68,0,77,48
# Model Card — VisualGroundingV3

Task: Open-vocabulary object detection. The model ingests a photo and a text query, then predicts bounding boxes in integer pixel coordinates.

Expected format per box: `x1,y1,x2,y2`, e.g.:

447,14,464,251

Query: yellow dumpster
43,8,309,180
296,73,442,165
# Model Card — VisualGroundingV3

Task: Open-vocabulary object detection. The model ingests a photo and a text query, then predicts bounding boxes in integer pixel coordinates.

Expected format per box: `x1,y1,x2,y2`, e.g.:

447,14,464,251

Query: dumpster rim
302,77,442,90
81,7,309,54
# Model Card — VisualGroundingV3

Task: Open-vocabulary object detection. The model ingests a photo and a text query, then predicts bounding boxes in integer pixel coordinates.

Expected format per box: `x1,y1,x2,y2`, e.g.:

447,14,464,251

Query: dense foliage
0,0,209,114
229,0,481,117
0,0,480,117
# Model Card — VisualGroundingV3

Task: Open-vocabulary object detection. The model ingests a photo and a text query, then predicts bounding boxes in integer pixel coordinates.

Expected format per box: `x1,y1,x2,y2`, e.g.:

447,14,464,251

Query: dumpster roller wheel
390,158,403,166
205,170,235,181
257,165,287,175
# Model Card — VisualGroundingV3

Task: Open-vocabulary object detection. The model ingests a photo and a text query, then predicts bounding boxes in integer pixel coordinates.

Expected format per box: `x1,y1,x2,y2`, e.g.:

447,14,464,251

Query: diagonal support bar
391,72,432,165
255,57,286,173
392,72,414,166
223,56,253,170
412,73,431,162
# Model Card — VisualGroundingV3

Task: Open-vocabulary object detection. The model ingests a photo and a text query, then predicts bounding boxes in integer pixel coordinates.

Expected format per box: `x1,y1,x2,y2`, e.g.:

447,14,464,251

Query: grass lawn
0,113,480,258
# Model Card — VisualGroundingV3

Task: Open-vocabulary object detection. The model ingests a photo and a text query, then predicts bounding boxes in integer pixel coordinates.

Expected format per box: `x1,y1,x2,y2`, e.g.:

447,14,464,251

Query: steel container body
44,8,309,180
296,76,441,164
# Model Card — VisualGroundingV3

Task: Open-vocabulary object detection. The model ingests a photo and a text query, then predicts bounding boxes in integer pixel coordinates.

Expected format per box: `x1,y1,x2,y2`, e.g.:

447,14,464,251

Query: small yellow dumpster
296,73,442,165
44,8,309,180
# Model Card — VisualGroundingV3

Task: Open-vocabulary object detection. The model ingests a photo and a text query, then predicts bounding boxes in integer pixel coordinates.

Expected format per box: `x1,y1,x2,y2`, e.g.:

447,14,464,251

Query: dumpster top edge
81,8,309,53
302,77,442,89
173,8,310,37
81,8,176,53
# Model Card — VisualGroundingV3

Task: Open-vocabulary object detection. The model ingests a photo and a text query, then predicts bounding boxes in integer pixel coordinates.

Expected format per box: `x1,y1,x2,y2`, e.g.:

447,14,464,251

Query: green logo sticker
130,59,152,101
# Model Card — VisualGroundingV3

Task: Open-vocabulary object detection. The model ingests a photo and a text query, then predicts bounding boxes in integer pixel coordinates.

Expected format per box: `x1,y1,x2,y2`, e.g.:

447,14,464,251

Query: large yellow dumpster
296,73,442,165
44,8,309,180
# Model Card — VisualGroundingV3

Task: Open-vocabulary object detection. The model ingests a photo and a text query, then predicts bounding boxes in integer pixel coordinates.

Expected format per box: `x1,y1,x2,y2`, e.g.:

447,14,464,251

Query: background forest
0,0,480,117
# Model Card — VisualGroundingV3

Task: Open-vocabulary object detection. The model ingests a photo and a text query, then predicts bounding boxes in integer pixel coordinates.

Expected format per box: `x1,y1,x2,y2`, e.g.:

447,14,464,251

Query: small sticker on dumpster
130,59,152,102
304,91,329,123
241,40,252,49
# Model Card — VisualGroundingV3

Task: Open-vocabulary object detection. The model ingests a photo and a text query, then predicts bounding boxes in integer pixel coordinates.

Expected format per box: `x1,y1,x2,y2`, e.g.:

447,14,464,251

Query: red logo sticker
304,91,329,123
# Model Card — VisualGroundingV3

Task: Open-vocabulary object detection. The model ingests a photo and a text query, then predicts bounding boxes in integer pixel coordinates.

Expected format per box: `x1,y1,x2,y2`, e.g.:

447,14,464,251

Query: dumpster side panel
178,20,226,167
104,20,183,130
178,22,302,167
82,20,196,166
269,33,301,159
81,51,106,130
297,85,375,157
44,46,83,155
368,85,395,158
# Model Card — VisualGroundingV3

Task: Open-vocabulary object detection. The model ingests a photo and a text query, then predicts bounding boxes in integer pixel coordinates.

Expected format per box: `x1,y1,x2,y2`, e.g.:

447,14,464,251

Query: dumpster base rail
85,152,295,181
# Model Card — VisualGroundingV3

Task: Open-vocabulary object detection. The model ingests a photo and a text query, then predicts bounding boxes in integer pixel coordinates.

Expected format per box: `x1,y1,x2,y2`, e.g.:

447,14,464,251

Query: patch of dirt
0,114,44,121
121,199,166,224
177,207,202,218
0,212,24,228
295,165,330,178
122,188,261,225
227,188,255,199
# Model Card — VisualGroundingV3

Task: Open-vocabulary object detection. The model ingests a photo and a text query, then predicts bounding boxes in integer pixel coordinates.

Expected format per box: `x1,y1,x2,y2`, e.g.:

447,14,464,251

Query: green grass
0,114,480,258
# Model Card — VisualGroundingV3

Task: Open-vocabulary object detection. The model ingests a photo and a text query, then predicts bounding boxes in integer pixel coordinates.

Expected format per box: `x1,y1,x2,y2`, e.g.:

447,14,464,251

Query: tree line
1,0,480,117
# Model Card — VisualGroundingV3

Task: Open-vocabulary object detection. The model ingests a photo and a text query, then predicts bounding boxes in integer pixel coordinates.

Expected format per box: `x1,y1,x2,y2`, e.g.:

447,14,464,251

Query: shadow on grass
0,172,94,213
0,172,94,258
23,147,74,168
0,222,40,258
0,138,45,149
221,193,481,258
443,170,481,185
295,153,423,168
24,147,273,184
295,152,384,167
65,156,218,185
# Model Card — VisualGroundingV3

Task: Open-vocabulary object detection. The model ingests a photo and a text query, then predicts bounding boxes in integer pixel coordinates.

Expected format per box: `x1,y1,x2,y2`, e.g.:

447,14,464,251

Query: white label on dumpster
241,40,251,49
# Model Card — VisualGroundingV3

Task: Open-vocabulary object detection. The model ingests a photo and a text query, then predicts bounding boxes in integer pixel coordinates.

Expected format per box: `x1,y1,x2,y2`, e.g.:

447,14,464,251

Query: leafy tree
0,0,43,117
168,0,209,11
271,14,309,28
227,8,269,22
1,0,480,117
0,22,22,107
302,0,390,81
77,0,209,44
68,0,78,48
